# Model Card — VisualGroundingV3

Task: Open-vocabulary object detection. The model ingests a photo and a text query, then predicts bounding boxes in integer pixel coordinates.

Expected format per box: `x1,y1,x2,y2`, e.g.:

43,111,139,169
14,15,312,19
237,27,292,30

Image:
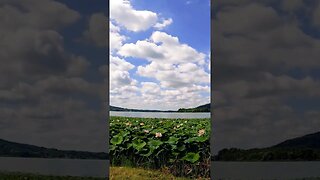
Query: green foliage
109,116,211,178
182,152,200,163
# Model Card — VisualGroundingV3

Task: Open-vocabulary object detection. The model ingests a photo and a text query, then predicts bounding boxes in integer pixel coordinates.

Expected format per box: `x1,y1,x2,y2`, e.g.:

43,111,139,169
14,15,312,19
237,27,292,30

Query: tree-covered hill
177,103,210,112
214,131,320,161
0,139,108,159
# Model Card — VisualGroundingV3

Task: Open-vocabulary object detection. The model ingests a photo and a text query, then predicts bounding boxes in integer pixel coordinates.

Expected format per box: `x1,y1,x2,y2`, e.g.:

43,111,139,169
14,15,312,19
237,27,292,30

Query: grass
110,166,193,180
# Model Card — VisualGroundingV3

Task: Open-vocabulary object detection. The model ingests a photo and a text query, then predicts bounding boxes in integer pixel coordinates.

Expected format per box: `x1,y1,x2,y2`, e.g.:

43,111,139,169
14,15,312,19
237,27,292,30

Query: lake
110,111,210,119
0,157,108,178
212,161,320,179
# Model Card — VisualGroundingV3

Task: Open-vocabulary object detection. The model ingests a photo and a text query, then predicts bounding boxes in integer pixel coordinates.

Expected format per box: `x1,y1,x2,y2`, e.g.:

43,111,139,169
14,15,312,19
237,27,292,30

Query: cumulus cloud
212,0,320,154
82,13,107,47
0,0,107,152
110,0,172,32
137,62,209,88
110,55,136,90
110,0,158,32
110,21,126,52
154,18,173,30
119,31,206,63
109,0,209,110
116,31,209,90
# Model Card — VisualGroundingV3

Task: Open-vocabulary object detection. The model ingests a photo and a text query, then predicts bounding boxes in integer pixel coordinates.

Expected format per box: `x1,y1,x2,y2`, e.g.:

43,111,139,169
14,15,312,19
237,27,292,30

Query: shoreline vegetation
214,147,320,161
110,116,211,179
110,103,210,113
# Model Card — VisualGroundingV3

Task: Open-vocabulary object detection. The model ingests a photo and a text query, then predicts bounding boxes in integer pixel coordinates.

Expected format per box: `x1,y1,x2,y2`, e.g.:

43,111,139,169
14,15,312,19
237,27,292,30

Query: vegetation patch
110,116,211,178
110,166,191,180
214,147,320,161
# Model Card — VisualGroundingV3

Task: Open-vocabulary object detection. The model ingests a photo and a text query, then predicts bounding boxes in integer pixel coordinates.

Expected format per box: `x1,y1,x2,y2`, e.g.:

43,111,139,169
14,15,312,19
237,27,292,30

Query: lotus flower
155,132,162,138
198,129,205,136
125,122,132,126
144,130,149,133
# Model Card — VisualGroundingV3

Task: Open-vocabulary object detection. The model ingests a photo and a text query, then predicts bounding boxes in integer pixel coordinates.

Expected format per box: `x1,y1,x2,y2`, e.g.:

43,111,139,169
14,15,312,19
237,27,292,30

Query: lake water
110,111,210,119
212,161,320,180
2,158,320,179
0,157,108,178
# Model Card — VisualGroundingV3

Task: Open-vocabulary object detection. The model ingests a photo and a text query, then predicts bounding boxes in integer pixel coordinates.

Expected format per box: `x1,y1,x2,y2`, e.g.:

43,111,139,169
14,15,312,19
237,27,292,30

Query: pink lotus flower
155,132,162,138
198,129,205,136
144,130,149,133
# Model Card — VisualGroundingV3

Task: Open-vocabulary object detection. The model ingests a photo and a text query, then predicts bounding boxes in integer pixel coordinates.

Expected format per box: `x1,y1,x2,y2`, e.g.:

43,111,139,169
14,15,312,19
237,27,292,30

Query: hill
273,131,320,149
177,103,210,112
214,131,320,161
0,139,108,159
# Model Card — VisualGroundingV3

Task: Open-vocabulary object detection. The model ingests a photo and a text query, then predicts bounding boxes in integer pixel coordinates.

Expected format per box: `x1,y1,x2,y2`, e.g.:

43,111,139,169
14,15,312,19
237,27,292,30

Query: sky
109,0,211,111
0,0,107,152
2,0,320,158
212,0,320,153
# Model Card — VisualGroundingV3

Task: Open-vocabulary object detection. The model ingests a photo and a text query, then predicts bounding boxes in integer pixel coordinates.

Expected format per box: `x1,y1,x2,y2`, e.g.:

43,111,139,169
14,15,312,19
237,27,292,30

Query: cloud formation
212,0,320,153
110,0,158,32
109,0,210,110
0,0,107,152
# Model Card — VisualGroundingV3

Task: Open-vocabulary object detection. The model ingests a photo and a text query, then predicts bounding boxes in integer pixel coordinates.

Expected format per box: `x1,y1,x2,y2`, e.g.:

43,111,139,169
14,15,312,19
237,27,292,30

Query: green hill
177,103,210,112
0,139,108,159
214,131,320,161
273,131,320,149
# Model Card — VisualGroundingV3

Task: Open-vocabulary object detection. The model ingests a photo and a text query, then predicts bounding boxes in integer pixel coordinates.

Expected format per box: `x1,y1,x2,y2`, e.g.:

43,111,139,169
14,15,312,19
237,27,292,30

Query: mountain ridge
0,138,108,159
214,131,320,161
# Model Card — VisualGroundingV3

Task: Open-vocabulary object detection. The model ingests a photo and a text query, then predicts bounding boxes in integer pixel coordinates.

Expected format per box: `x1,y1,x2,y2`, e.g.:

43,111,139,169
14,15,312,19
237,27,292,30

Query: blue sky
110,0,210,110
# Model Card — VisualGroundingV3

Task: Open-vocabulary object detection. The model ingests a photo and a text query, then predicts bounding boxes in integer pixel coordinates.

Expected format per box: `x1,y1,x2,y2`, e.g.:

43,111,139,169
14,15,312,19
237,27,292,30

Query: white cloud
110,21,126,52
154,18,173,30
83,13,107,47
112,81,210,110
110,0,158,32
117,31,209,89
119,31,206,64
136,62,209,88
109,1,209,110
110,55,136,91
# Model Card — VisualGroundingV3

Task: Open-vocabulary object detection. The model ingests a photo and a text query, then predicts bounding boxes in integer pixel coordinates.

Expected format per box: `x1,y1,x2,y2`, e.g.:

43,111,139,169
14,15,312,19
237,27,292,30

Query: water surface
0,157,108,178
212,161,320,180
110,111,210,119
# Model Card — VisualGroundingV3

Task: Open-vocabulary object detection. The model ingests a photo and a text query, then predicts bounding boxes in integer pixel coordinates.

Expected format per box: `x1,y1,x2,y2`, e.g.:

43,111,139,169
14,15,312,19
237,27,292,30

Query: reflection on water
110,111,210,119
0,157,108,178
212,161,320,180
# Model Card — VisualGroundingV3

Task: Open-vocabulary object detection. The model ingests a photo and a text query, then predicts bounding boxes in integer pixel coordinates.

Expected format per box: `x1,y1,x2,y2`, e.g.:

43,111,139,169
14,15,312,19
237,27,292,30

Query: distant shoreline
110,110,210,113
110,103,211,113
